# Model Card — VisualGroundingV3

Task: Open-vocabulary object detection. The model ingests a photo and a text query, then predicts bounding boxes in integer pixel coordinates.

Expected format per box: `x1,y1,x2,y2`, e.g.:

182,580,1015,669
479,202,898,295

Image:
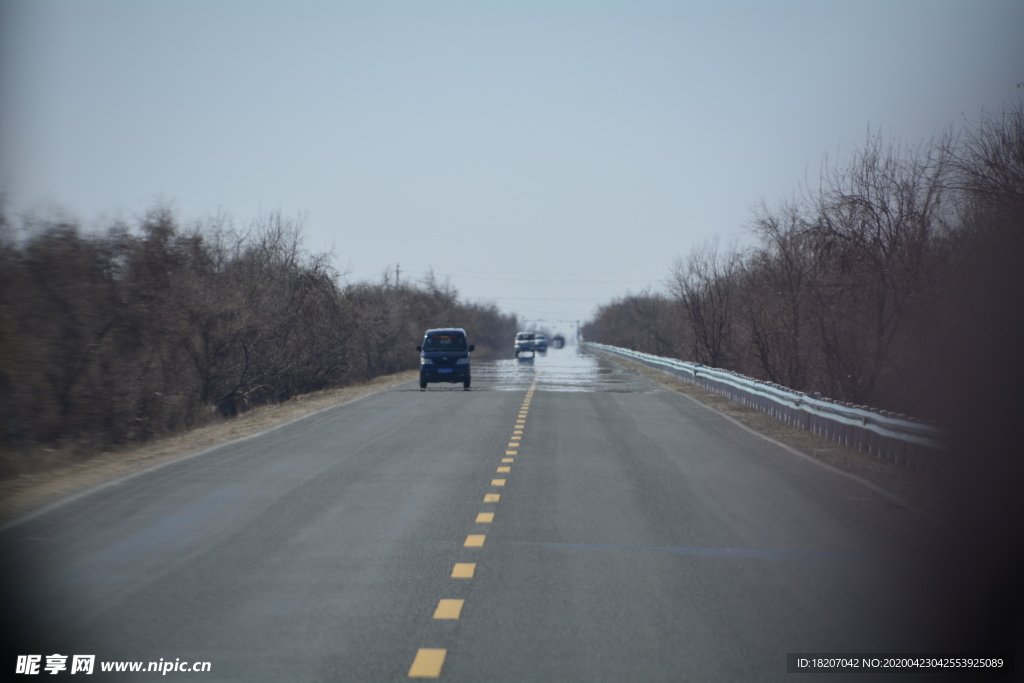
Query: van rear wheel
463,377,471,390
420,379,427,390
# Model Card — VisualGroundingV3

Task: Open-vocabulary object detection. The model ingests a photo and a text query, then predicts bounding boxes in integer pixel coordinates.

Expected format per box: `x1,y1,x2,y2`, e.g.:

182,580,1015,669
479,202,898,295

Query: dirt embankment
0,371,418,526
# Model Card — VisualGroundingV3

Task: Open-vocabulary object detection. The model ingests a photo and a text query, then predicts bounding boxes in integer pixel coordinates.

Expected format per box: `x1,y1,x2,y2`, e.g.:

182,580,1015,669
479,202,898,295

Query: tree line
0,209,517,453
583,99,1024,419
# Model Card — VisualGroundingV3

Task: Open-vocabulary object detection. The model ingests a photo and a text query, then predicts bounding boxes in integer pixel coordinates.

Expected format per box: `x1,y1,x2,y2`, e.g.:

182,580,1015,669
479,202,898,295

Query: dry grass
0,371,417,526
594,351,947,516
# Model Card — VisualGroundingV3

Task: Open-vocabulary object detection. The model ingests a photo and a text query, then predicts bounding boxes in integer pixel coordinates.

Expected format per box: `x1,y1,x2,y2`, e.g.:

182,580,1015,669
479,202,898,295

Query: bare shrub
0,207,517,456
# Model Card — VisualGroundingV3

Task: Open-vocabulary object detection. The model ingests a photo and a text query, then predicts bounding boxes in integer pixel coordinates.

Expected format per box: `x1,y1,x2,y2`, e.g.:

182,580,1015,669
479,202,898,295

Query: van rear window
423,335,467,352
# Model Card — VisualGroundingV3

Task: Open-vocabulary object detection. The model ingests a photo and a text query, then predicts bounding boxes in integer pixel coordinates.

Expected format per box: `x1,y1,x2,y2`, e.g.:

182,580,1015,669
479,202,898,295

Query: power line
387,264,659,280
340,266,658,286
464,296,605,302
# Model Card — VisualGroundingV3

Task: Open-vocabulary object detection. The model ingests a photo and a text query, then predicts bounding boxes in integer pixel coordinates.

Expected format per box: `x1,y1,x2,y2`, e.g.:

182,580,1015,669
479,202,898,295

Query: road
2,348,941,681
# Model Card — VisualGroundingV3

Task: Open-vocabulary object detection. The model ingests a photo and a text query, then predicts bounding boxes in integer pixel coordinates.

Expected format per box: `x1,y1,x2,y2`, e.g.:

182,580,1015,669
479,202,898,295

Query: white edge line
591,349,943,526
674,388,943,525
1,381,411,531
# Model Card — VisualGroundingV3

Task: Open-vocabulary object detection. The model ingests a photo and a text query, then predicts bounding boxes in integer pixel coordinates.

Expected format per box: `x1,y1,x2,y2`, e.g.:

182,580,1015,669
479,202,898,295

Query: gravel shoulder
593,351,947,517
0,371,418,526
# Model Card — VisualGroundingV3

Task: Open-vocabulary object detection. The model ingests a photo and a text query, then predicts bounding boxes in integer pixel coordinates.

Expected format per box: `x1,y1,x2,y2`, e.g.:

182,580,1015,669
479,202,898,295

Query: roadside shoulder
594,351,945,518
0,371,418,526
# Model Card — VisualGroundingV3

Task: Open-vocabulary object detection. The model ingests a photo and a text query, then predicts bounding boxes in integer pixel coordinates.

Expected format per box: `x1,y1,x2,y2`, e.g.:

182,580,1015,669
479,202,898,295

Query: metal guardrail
582,342,944,470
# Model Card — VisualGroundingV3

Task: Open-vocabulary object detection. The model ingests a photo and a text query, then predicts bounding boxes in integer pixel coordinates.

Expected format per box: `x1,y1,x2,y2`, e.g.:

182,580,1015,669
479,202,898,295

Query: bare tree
668,239,738,368
807,131,950,403
581,102,1021,420
739,199,818,389
582,291,683,358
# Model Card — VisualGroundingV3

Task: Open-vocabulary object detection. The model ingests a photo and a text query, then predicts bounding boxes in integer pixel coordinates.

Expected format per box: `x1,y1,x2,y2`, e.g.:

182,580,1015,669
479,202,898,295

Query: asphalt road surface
2,348,944,681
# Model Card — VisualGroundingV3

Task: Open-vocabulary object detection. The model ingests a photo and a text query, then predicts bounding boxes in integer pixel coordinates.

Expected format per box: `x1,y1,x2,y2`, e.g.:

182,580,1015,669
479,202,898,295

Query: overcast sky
2,0,1021,338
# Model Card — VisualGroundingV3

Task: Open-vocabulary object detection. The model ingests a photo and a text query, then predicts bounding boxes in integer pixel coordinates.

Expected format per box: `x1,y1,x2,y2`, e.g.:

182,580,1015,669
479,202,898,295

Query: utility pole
396,263,400,286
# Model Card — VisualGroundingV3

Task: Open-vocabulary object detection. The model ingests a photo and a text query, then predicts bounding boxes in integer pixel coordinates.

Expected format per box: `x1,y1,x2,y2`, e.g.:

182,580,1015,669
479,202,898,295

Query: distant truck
514,332,537,357
550,334,566,349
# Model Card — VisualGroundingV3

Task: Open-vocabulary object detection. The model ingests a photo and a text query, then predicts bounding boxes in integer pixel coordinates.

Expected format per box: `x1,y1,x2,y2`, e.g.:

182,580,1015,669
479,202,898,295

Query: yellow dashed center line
408,376,538,678
451,563,475,578
433,599,464,619
409,649,446,678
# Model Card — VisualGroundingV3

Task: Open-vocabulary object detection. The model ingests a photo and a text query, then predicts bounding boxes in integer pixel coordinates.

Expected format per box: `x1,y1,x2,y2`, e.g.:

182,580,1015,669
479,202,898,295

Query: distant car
514,332,537,357
417,328,474,390
534,334,548,352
